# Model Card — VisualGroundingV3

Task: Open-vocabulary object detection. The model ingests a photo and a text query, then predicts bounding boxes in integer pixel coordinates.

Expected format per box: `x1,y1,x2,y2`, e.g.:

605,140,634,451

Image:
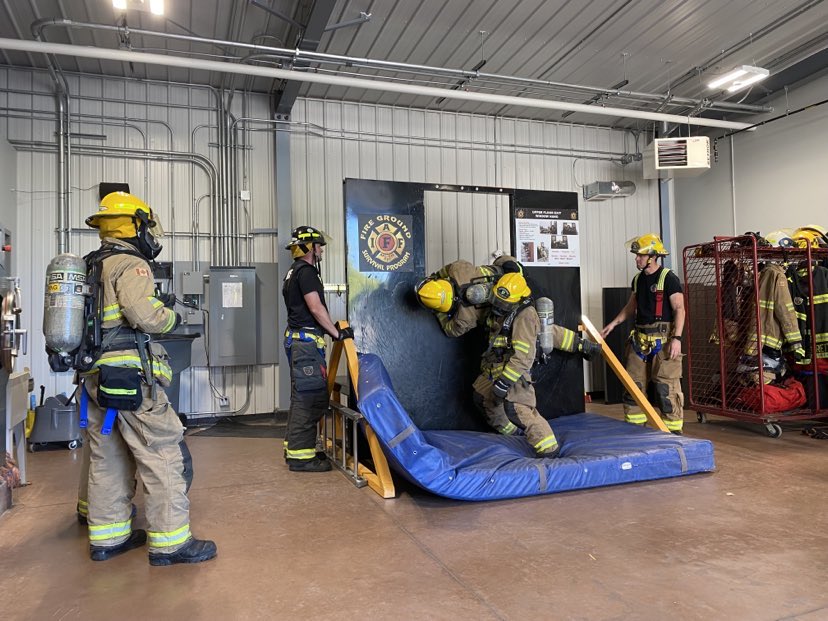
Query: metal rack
683,236,828,437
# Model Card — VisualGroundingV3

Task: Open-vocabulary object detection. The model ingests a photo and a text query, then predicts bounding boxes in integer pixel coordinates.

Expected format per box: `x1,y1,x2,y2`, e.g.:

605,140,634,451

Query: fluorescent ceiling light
112,0,164,15
727,70,769,92
708,65,769,91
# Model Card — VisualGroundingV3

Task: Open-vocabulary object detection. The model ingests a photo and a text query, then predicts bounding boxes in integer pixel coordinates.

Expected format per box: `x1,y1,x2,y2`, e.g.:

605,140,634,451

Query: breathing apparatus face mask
135,209,164,260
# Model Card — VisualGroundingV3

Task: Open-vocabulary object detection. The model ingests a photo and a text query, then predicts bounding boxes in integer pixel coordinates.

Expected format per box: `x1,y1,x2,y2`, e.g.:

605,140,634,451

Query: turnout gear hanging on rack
744,263,804,380
473,274,560,457
787,262,828,373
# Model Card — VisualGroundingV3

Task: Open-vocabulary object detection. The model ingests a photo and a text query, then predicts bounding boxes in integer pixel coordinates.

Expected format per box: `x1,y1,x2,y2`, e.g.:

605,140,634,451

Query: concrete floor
2,404,828,621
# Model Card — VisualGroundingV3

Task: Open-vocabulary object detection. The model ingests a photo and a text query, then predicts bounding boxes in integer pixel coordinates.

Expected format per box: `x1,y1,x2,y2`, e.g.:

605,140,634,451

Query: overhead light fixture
112,0,164,15
707,65,769,92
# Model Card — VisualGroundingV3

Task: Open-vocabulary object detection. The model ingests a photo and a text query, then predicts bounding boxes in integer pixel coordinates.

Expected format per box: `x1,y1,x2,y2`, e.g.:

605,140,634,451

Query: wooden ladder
324,322,396,498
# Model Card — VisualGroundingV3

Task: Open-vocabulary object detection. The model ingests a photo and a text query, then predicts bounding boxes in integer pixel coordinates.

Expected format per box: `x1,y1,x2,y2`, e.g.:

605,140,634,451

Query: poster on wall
515,207,580,267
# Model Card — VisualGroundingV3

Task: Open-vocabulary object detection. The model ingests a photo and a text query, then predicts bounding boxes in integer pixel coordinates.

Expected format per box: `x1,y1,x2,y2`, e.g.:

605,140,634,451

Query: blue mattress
357,354,716,501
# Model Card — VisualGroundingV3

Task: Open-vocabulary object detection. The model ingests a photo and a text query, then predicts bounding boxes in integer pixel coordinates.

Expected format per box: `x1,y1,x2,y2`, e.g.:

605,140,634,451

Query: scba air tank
535,296,555,356
43,253,87,353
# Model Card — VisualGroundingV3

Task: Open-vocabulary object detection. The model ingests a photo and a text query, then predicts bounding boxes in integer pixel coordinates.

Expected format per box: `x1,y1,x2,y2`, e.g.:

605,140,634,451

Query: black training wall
345,179,584,430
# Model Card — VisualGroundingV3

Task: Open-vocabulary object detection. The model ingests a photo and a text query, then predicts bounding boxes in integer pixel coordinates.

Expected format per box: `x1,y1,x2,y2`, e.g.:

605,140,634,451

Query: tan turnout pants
84,376,191,553
622,343,685,432
473,375,559,455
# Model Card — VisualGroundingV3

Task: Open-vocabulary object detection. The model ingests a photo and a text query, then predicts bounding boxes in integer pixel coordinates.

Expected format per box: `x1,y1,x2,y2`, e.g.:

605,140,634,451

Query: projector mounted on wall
583,181,637,202
643,136,711,179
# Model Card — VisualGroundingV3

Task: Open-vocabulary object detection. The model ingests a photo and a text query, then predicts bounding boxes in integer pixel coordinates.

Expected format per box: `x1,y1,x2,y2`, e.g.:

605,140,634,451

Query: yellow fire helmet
86,192,164,243
792,224,828,248
764,229,797,248
285,225,331,258
626,233,669,256
492,272,531,314
415,277,455,313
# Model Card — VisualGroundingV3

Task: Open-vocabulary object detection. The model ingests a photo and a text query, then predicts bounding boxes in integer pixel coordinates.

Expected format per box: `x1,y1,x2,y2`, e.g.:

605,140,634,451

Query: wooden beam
580,315,670,432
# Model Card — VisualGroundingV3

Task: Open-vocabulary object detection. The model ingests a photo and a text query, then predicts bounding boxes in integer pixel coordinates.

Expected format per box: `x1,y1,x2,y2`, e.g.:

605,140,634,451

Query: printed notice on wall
222,281,243,308
514,206,580,267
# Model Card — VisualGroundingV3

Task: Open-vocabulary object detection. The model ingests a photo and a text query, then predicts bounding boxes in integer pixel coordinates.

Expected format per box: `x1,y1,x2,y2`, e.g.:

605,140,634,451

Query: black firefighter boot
90,529,147,561
287,455,332,472
149,538,218,566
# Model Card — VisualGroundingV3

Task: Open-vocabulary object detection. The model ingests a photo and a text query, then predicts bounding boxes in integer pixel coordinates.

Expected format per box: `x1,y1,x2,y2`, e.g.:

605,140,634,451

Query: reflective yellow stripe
758,299,774,310
161,309,177,333
148,296,164,309
499,422,517,435
148,523,191,548
664,418,684,431
94,355,173,382
502,366,521,381
534,435,558,452
99,386,138,396
561,329,574,351
285,330,326,348
814,294,828,304
632,272,640,293
480,266,493,276
783,331,801,340
513,340,530,354
625,413,647,425
761,335,782,348
286,448,316,460
89,518,132,541
102,303,122,321
785,302,795,311
796,312,808,321
656,268,669,290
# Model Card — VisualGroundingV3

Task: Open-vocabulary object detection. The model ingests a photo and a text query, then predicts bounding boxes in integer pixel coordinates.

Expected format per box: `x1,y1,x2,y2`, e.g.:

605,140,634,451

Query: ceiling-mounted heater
643,136,711,179
583,181,636,202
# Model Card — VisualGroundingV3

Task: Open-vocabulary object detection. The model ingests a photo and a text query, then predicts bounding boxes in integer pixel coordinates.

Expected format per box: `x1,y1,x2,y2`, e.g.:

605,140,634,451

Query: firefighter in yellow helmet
282,225,352,472
601,233,686,433
415,254,523,337
80,191,216,564
472,272,562,457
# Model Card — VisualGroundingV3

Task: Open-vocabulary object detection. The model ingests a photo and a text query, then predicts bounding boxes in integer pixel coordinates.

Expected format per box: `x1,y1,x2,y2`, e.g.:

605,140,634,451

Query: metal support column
275,117,292,411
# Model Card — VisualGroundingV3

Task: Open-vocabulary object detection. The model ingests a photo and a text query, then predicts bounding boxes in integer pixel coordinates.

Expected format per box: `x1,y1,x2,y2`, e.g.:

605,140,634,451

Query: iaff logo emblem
358,214,413,272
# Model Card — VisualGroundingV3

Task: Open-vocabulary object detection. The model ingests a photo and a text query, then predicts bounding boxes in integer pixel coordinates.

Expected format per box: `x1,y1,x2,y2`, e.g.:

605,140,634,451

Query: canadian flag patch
135,267,150,278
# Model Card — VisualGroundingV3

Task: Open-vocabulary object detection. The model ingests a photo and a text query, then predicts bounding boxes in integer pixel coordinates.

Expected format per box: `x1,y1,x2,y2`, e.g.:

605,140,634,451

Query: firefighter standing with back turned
80,192,216,564
282,226,353,472
600,233,686,433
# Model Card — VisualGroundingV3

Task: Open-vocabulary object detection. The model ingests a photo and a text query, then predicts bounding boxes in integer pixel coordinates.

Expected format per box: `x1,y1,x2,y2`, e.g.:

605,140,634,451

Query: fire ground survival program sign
358,214,414,272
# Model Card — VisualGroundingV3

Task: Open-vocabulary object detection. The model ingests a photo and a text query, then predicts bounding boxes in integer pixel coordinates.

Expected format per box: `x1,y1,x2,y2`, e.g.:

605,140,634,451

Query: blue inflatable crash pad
357,354,715,501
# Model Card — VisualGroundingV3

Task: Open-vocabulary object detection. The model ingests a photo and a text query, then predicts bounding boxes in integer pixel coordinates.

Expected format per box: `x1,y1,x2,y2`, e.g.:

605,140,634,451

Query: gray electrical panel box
208,267,257,366
253,263,280,365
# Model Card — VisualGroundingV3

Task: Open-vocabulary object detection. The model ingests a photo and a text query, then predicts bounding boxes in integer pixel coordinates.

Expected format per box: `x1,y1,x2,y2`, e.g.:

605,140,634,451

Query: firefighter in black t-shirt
600,233,686,433
282,226,353,472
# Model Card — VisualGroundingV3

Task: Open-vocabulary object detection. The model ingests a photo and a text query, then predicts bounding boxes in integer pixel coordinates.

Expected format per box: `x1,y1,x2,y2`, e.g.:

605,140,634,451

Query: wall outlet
219,396,230,408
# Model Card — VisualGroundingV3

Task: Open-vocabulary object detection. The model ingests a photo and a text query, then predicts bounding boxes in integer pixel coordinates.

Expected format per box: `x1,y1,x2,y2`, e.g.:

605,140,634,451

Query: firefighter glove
157,292,176,308
492,378,511,403
335,326,355,341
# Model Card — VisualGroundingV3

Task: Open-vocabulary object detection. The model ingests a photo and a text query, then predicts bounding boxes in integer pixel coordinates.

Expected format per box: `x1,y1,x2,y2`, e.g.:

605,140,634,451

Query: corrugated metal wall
290,98,661,389
3,66,660,408
1,66,280,415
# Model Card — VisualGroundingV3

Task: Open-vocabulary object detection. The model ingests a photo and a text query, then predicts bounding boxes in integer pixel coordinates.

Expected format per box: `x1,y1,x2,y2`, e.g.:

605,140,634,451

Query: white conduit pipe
0,37,753,131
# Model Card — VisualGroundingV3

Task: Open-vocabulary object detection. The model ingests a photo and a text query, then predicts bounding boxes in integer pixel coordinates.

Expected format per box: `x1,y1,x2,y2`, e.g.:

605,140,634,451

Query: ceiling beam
0,36,754,130
273,0,336,116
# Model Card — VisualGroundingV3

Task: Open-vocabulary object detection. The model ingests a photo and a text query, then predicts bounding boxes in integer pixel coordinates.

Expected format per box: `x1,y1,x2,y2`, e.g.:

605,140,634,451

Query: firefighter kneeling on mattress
601,234,686,434
72,193,216,564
